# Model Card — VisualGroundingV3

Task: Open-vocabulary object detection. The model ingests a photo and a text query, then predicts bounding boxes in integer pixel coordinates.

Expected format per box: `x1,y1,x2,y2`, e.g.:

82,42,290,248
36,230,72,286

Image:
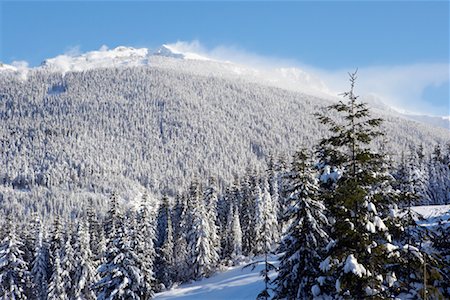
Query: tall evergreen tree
30,217,49,300
0,217,29,300
240,170,258,256
172,194,190,283
135,192,156,294
315,71,397,298
94,205,152,300
274,150,329,299
72,220,98,300
203,177,221,268
186,180,218,280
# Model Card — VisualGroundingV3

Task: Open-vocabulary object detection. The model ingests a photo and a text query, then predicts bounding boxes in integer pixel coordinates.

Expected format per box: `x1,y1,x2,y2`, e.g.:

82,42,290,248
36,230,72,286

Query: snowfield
155,256,279,300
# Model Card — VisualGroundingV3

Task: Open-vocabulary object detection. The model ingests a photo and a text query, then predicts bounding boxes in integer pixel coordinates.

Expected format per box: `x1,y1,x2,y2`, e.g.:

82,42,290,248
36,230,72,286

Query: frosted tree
135,192,156,294
203,177,221,268
240,171,258,256
432,219,450,298
224,204,243,263
171,194,190,283
48,247,67,300
315,71,397,298
94,209,152,299
30,218,49,300
254,178,279,255
48,216,67,299
103,193,120,242
72,220,98,300
61,232,75,298
186,180,218,280
274,149,329,299
0,217,29,300
155,195,174,289
86,200,104,263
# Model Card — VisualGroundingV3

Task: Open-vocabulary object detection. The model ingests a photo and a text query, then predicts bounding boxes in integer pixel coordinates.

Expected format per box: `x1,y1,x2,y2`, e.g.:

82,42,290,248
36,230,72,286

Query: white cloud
166,40,450,116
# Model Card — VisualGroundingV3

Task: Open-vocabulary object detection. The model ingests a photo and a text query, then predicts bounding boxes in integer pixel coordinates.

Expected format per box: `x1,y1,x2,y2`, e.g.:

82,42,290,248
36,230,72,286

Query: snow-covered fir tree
0,217,29,300
72,220,98,300
254,178,279,255
48,216,67,300
223,203,243,264
240,170,258,256
315,71,399,298
30,217,49,300
94,198,153,300
171,194,190,283
61,232,75,298
135,192,156,294
155,195,173,290
186,180,218,280
203,177,221,268
274,149,329,299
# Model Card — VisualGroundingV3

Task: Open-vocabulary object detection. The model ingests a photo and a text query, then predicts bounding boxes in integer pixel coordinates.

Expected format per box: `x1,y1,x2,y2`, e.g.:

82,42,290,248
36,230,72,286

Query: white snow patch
367,202,377,215
343,254,367,277
154,255,279,300
319,256,332,272
373,216,387,231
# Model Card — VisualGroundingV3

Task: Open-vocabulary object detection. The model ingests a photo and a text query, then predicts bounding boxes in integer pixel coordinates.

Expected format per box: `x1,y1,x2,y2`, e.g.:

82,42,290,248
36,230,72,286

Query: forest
1,72,449,299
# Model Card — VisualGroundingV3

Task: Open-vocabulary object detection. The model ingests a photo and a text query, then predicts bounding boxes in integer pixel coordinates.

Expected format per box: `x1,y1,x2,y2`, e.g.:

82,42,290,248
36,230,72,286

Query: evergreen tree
186,180,218,280
223,203,243,264
135,192,156,294
94,207,152,300
254,178,279,255
48,247,67,300
30,218,49,300
315,71,397,298
274,150,329,299
203,177,221,268
0,217,29,300
104,192,120,242
240,170,258,256
48,216,66,300
61,232,75,298
86,199,104,264
72,220,98,300
172,194,190,283
156,201,174,290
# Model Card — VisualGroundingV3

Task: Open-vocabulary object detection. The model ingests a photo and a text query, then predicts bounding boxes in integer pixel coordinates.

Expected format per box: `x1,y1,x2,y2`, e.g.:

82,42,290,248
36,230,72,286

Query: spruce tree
203,177,221,268
156,195,173,289
135,192,156,294
94,207,152,299
172,194,190,283
274,149,329,299
0,217,29,300
72,220,98,300
30,218,49,300
315,71,397,298
186,180,218,280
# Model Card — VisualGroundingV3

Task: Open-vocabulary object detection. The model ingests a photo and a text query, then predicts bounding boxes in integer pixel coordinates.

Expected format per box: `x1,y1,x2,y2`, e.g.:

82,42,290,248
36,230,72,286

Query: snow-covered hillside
0,46,449,217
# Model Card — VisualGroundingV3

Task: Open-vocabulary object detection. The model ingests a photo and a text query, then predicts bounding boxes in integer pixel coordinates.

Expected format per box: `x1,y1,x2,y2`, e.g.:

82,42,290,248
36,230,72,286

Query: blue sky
1,1,449,115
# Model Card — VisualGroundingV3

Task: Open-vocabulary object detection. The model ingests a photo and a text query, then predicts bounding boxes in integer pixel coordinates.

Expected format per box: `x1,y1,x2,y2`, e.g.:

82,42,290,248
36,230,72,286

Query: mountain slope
0,49,449,217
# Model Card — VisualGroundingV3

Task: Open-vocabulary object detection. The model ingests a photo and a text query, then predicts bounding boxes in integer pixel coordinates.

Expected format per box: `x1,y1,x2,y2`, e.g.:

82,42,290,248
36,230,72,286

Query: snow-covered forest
0,54,449,299
0,54,449,219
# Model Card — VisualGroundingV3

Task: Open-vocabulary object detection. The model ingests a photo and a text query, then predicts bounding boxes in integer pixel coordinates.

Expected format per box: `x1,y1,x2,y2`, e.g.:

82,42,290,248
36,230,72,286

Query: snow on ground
412,204,450,219
412,204,450,228
154,256,279,300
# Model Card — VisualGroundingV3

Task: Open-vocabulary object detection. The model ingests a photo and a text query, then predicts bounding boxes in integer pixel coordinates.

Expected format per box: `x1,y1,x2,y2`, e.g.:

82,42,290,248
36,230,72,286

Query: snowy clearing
154,256,279,300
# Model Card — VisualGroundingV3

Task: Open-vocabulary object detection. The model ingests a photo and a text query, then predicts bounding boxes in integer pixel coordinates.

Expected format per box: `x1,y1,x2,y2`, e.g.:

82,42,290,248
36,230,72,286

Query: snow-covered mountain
3,45,448,130
0,45,449,217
